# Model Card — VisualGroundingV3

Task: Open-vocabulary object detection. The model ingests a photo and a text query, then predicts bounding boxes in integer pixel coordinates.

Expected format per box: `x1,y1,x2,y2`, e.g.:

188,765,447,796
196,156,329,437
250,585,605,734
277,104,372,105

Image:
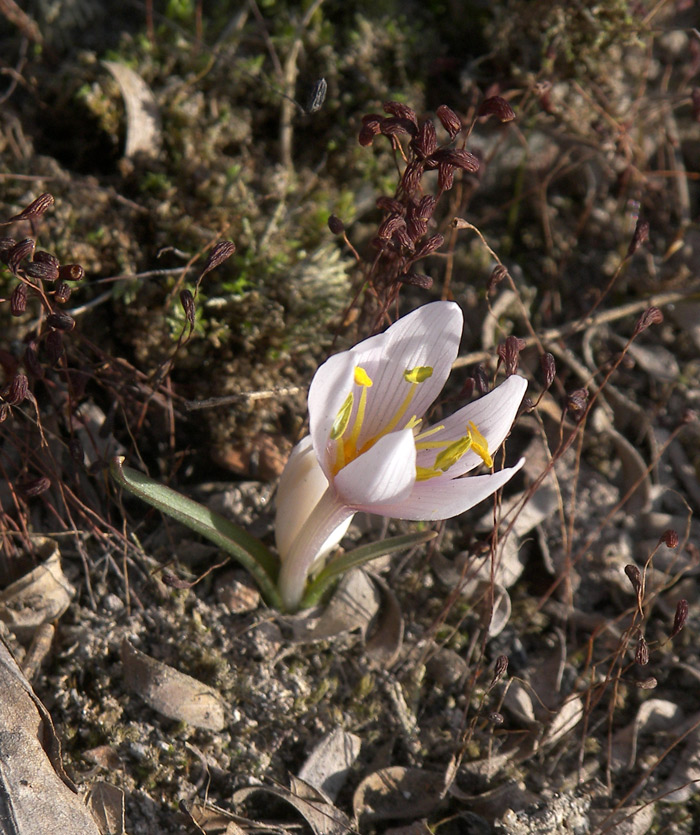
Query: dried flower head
497,336,527,377
54,281,71,304
487,264,509,295
565,388,589,423
635,635,649,666
627,219,650,256
180,290,196,331
671,599,689,638
540,352,556,389
328,215,345,235
2,374,29,406
399,273,433,289
58,264,85,282
436,104,462,138
10,283,27,316
478,96,516,123
47,311,76,332
660,529,679,549
493,654,509,683
202,240,236,279
634,307,663,335
7,238,35,274
3,193,54,224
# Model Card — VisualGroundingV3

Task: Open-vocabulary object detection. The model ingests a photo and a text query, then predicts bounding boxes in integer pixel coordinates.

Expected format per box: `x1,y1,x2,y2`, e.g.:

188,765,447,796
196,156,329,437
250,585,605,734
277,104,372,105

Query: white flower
275,301,527,610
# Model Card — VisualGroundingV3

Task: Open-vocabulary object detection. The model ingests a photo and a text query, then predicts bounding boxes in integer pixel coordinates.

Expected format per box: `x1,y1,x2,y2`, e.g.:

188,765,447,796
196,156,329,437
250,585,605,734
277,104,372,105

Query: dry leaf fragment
121,639,225,731
298,728,362,802
0,636,101,834
85,782,126,835
0,538,75,640
102,61,162,159
352,767,447,824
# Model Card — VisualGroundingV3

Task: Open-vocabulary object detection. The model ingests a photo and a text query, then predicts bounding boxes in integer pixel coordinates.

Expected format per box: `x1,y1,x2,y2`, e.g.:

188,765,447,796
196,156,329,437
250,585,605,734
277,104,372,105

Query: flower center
329,364,432,474
414,420,492,481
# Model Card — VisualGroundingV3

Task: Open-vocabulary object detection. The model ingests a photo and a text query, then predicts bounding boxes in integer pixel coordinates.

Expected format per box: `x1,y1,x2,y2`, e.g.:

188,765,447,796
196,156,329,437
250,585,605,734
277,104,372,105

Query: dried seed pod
635,636,649,666
434,148,480,172
19,476,51,497
634,306,663,335
382,100,418,128
7,238,35,274
45,330,64,364
2,374,29,405
10,283,28,315
376,197,404,214
180,290,196,330
637,677,657,690
624,564,643,597
377,214,406,240
401,161,424,195
493,654,509,682
436,104,462,138
25,259,59,282
47,311,75,331
202,240,236,279
406,216,428,241
398,272,433,289
413,233,444,259
58,264,85,282
24,343,44,378
0,404,8,423
488,712,505,725
540,352,556,389
487,264,509,295
411,119,438,159
359,117,382,146
4,193,54,224
671,599,689,638
478,96,516,122
474,365,489,396
381,116,416,138
497,335,526,376
33,250,60,268
565,388,589,422
54,281,71,303
416,195,436,219
437,162,454,192
627,219,650,256
660,529,679,548
328,215,345,235
0,237,16,263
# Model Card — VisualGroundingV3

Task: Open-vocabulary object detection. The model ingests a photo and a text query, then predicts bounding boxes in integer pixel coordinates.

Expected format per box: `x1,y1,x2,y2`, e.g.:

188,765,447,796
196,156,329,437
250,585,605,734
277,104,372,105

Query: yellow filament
415,420,493,481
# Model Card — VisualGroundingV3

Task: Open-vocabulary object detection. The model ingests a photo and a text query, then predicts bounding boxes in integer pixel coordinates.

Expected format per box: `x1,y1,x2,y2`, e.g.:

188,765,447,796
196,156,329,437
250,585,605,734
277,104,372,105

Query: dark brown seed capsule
202,240,236,278
399,272,433,289
328,215,345,235
478,95,516,122
565,388,589,422
489,712,505,725
671,599,689,638
634,306,663,335
7,238,35,274
627,219,650,256
0,237,16,263
54,282,71,303
376,197,404,214
10,283,28,315
487,264,509,295
624,564,642,596
180,290,195,329
359,118,382,146
413,233,444,259
474,365,489,396
661,529,679,549
411,120,438,159
24,343,44,378
540,352,556,388
497,336,527,376
2,374,29,405
380,116,416,138
434,148,480,172
33,250,60,268
4,193,54,224
58,264,85,282
437,163,454,192
19,476,51,497
401,161,424,195
378,215,406,240
382,100,418,127
45,330,64,364
25,259,59,282
493,654,509,682
436,104,462,138
47,311,75,331
637,677,657,690
635,636,649,666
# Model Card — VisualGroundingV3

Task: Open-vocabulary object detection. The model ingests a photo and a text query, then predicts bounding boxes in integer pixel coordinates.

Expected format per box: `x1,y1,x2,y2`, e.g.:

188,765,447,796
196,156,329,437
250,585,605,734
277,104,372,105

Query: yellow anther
434,436,473,472
467,421,492,468
330,392,354,440
404,365,433,384
354,366,373,387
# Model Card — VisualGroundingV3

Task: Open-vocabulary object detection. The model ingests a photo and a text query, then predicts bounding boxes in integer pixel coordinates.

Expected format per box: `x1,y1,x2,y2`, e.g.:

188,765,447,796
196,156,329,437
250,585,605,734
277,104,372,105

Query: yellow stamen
434,436,473,472
330,392,354,441
404,366,433,384
467,421,492,467
354,366,373,387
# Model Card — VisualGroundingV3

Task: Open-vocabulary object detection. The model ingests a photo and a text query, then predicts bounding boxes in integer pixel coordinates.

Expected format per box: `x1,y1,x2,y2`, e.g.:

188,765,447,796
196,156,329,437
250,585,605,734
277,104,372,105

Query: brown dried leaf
85,782,125,835
353,767,446,824
298,728,362,803
610,699,681,772
121,639,225,731
364,573,404,666
0,538,75,640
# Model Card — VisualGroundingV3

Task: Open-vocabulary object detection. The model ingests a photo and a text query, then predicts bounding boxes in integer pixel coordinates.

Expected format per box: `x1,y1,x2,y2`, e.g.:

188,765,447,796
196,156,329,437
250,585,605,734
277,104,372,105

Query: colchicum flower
275,301,528,610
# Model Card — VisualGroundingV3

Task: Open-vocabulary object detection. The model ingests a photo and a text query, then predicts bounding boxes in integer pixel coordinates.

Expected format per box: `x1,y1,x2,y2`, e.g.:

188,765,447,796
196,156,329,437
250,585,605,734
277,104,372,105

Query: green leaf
299,530,437,609
110,457,283,610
